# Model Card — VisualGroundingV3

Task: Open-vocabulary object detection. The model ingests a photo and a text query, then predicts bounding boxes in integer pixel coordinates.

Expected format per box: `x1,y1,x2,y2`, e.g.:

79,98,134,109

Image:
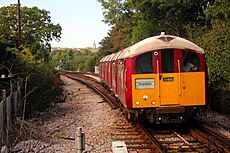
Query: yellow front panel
132,72,206,108
160,73,179,105
179,72,206,106
132,74,160,108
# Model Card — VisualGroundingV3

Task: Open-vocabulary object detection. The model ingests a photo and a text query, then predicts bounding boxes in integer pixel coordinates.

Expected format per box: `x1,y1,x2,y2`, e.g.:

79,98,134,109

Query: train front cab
130,49,206,123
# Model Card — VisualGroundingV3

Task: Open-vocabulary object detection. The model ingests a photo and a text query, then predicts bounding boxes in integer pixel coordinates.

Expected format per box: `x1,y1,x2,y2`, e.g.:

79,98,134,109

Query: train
99,32,207,124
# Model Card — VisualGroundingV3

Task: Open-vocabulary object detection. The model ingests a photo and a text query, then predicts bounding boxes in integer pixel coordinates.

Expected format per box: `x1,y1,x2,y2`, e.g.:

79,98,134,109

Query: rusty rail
61,72,119,109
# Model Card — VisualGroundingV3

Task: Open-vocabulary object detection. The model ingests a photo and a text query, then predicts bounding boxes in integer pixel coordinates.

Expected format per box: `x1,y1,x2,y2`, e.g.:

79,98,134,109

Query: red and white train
99,33,207,124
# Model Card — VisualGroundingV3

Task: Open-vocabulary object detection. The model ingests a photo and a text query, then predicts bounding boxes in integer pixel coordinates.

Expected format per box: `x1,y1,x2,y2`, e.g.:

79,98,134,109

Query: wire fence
0,77,22,147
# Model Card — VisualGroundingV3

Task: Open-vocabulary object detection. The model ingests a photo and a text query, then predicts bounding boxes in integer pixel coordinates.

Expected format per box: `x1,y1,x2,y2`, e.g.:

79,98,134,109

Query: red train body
99,33,207,124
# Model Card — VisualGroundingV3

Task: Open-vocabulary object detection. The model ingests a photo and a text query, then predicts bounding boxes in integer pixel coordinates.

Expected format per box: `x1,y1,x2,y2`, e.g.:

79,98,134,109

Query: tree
99,31,114,50
98,0,135,49
197,0,230,86
98,0,212,47
0,5,62,60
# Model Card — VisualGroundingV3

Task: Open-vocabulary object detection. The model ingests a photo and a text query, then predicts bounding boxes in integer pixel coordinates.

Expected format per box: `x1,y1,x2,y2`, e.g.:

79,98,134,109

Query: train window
118,60,124,75
161,49,174,73
182,50,200,72
112,62,115,74
136,52,153,74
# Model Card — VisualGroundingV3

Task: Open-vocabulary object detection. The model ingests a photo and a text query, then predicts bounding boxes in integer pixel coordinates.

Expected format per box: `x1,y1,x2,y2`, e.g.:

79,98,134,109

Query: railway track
112,122,156,152
60,71,120,109
61,71,230,153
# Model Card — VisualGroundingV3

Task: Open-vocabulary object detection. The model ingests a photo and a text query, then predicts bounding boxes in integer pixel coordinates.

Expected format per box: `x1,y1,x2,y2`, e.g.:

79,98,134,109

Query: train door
112,61,116,92
159,49,179,105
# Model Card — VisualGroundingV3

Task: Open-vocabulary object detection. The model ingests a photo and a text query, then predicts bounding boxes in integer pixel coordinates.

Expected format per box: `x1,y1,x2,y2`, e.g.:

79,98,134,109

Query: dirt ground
12,75,129,153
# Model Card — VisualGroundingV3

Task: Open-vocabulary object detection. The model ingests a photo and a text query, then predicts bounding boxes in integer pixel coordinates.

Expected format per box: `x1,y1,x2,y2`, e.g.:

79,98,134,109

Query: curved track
60,71,119,109
61,71,230,153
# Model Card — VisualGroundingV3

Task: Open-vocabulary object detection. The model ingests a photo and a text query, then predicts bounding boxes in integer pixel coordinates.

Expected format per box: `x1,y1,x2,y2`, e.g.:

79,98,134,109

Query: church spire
93,40,96,49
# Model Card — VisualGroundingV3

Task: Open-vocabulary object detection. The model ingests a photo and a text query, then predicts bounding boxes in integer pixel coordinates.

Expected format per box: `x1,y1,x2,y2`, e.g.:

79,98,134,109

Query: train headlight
143,95,148,100
136,101,140,105
135,78,155,89
151,101,156,105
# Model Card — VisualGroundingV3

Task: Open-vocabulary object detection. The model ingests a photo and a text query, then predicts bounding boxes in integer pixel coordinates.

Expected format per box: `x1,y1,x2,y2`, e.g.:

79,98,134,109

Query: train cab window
182,51,200,72
118,60,124,75
161,49,174,73
112,62,115,74
136,52,153,74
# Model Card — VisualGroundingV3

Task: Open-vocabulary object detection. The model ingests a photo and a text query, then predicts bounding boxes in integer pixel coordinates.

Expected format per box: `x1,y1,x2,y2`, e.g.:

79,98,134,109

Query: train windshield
136,52,153,74
161,49,174,73
182,50,200,72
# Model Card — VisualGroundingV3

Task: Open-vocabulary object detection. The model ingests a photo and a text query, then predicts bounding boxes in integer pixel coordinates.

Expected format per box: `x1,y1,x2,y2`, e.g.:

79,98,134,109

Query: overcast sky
0,0,111,48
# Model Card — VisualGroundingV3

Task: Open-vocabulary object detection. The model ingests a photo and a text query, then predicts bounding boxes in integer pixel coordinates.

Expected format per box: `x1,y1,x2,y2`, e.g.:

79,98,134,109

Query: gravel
197,111,230,138
13,75,127,153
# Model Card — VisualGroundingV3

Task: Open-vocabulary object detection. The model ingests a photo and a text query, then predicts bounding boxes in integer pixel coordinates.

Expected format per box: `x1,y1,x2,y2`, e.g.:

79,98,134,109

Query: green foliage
98,0,211,50
51,48,115,72
0,4,62,61
131,20,155,44
0,5,63,116
196,0,230,87
84,56,96,72
51,49,101,72
99,34,114,50
12,48,62,116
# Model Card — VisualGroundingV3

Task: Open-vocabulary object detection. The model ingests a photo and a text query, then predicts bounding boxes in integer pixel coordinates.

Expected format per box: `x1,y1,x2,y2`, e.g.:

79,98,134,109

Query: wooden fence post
10,78,14,118
2,88,8,146
23,77,27,120
17,80,20,97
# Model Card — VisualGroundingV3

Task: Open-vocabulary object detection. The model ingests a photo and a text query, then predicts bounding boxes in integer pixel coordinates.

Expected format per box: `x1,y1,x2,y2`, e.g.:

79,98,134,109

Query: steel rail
137,123,164,153
62,73,118,109
190,125,230,153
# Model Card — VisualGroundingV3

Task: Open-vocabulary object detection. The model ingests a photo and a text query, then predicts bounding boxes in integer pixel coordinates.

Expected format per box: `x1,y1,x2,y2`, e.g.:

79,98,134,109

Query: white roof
118,34,204,59
111,51,122,61
99,57,105,62
106,53,116,61
101,55,111,62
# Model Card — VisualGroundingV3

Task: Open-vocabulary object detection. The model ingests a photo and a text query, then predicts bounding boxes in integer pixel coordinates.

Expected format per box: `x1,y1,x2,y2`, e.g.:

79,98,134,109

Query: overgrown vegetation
0,5,62,117
14,50,62,116
51,49,114,72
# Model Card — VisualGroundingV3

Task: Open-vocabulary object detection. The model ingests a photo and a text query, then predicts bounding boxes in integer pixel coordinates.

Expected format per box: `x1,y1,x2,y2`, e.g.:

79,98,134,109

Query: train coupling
156,107,185,124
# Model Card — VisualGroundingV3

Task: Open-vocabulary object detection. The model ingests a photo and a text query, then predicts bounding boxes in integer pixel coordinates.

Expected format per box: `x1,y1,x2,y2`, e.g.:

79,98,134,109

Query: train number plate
135,78,155,89
163,77,174,82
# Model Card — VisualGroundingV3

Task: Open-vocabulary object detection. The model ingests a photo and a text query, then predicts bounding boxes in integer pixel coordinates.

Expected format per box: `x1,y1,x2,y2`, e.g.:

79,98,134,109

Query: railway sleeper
125,140,152,145
127,106,198,124
126,144,154,150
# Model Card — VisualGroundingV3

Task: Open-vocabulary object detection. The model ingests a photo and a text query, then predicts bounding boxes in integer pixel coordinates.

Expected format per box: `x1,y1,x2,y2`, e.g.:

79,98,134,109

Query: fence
0,77,21,146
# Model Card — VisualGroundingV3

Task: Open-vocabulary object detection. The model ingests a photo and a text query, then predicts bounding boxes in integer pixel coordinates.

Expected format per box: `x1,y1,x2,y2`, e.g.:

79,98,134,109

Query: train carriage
102,55,111,85
111,51,123,94
107,53,117,90
99,33,207,124
99,57,105,81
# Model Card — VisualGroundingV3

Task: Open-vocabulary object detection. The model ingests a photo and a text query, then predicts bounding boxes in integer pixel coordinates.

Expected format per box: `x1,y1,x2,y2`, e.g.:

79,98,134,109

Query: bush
13,48,62,117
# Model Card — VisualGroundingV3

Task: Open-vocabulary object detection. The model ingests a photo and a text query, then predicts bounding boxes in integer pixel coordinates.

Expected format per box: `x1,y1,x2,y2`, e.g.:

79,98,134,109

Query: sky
0,0,111,48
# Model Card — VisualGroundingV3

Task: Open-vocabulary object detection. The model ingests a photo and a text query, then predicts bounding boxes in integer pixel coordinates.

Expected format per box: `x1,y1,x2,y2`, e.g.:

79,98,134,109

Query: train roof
99,57,105,62
101,55,110,62
106,53,116,61
118,34,205,59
